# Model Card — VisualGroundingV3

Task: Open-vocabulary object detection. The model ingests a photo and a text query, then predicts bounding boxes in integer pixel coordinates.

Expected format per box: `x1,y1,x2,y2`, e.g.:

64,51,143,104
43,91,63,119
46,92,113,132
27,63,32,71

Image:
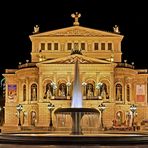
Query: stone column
110,72,114,102
18,80,22,102
81,72,86,99
38,74,43,102
124,77,127,104
53,72,57,98
66,72,71,99
26,77,29,104
5,82,8,103
96,72,100,97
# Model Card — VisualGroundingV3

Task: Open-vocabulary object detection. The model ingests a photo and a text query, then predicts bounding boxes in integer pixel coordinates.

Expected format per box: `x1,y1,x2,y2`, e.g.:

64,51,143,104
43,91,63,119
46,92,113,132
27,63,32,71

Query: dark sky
0,0,148,78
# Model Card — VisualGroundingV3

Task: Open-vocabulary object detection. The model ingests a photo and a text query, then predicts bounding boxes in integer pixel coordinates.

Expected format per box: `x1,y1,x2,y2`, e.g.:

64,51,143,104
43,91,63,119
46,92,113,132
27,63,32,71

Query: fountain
54,52,99,135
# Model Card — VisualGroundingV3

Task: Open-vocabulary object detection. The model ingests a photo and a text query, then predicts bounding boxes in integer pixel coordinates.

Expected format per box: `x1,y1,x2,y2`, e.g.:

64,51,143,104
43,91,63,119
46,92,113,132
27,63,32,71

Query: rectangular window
54,43,58,50
101,43,105,50
67,43,72,50
94,43,99,50
41,43,45,50
108,43,112,50
81,43,85,50
47,43,52,50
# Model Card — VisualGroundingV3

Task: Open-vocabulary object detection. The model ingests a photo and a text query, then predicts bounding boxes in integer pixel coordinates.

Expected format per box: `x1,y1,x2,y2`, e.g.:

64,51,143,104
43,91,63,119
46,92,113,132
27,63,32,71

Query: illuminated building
2,12,148,132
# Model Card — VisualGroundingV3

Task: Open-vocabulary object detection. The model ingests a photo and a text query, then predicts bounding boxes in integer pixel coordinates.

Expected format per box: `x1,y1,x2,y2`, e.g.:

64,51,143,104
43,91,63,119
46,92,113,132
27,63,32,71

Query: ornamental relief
124,77,133,83
16,69,38,77
52,56,105,64
114,78,123,84
29,78,38,84
136,79,146,84
65,57,89,64
42,76,54,81
48,29,109,37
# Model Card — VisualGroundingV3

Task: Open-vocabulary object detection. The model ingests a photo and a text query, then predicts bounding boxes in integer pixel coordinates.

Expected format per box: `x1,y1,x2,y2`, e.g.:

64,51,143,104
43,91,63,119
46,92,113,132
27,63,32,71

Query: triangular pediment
30,26,123,38
37,54,111,65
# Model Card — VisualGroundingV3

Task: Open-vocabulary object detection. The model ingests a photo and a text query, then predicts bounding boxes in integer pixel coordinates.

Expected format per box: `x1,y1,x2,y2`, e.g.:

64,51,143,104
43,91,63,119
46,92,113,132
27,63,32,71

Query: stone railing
18,62,37,69
137,69,148,74
116,63,134,69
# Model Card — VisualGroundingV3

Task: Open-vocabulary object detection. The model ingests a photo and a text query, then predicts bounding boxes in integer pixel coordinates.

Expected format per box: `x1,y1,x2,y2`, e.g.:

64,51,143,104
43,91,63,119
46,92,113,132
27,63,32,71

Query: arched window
116,84,122,101
100,83,108,100
23,84,26,101
86,83,94,97
58,83,67,96
44,83,53,99
97,82,109,100
31,83,37,101
126,84,130,102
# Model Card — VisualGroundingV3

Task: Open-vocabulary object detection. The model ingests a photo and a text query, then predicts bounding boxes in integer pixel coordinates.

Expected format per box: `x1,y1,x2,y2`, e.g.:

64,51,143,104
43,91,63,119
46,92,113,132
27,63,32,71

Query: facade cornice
29,26,124,39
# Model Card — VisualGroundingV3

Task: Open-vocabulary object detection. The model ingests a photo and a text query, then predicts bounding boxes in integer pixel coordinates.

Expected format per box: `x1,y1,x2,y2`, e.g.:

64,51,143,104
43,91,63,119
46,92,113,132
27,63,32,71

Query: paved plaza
0,144,148,148
1,130,148,147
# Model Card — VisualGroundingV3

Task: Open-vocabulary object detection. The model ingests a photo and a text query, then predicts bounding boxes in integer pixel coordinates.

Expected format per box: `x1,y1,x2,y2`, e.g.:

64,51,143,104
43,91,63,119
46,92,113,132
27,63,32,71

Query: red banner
136,95,145,102
136,85,145,102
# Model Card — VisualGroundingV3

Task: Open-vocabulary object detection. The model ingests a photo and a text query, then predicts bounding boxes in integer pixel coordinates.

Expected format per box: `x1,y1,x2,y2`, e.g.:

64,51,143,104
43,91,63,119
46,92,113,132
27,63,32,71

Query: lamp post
98,103,106,129
16,104,23,126
48,102,55,130
130,104,137,130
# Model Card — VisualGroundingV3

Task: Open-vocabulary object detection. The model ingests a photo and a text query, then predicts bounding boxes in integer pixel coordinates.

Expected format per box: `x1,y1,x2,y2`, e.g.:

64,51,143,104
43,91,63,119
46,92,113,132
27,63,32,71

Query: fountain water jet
54,55,99,135
71,59,83,108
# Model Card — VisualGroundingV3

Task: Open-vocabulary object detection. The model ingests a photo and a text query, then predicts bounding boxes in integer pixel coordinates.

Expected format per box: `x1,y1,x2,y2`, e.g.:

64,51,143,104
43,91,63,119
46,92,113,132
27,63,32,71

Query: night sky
0,0,148,79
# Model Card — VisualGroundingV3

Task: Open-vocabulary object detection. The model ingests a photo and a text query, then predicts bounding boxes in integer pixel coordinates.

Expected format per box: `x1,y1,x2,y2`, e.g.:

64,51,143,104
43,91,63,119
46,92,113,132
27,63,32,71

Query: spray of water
71,59,83,108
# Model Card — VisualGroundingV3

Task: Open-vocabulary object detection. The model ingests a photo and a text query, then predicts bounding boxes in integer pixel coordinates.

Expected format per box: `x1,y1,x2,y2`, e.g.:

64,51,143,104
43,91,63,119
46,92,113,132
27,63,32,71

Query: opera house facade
2,13,148,132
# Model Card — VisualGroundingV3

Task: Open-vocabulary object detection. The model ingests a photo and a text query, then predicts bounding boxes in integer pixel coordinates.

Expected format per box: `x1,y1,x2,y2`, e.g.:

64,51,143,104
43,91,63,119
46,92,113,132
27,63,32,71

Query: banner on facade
136,84,145,102
8,84,17,102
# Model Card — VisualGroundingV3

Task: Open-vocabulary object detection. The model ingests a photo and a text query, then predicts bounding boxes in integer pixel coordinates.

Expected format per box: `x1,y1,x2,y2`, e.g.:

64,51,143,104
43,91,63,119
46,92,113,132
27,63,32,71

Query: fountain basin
54,107,99,135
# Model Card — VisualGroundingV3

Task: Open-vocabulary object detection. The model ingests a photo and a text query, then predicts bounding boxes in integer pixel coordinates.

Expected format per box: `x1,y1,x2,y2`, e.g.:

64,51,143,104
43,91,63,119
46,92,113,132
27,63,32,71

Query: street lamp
48,102,55,130
98,103,106,129
130,104,137,130
16,104,23,126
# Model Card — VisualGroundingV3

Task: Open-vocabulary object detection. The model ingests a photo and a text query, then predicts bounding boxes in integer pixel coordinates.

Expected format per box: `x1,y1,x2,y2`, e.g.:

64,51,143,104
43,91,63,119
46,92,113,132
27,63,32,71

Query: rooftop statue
113,25,120,34
71,12,81,26
33,25,39,34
